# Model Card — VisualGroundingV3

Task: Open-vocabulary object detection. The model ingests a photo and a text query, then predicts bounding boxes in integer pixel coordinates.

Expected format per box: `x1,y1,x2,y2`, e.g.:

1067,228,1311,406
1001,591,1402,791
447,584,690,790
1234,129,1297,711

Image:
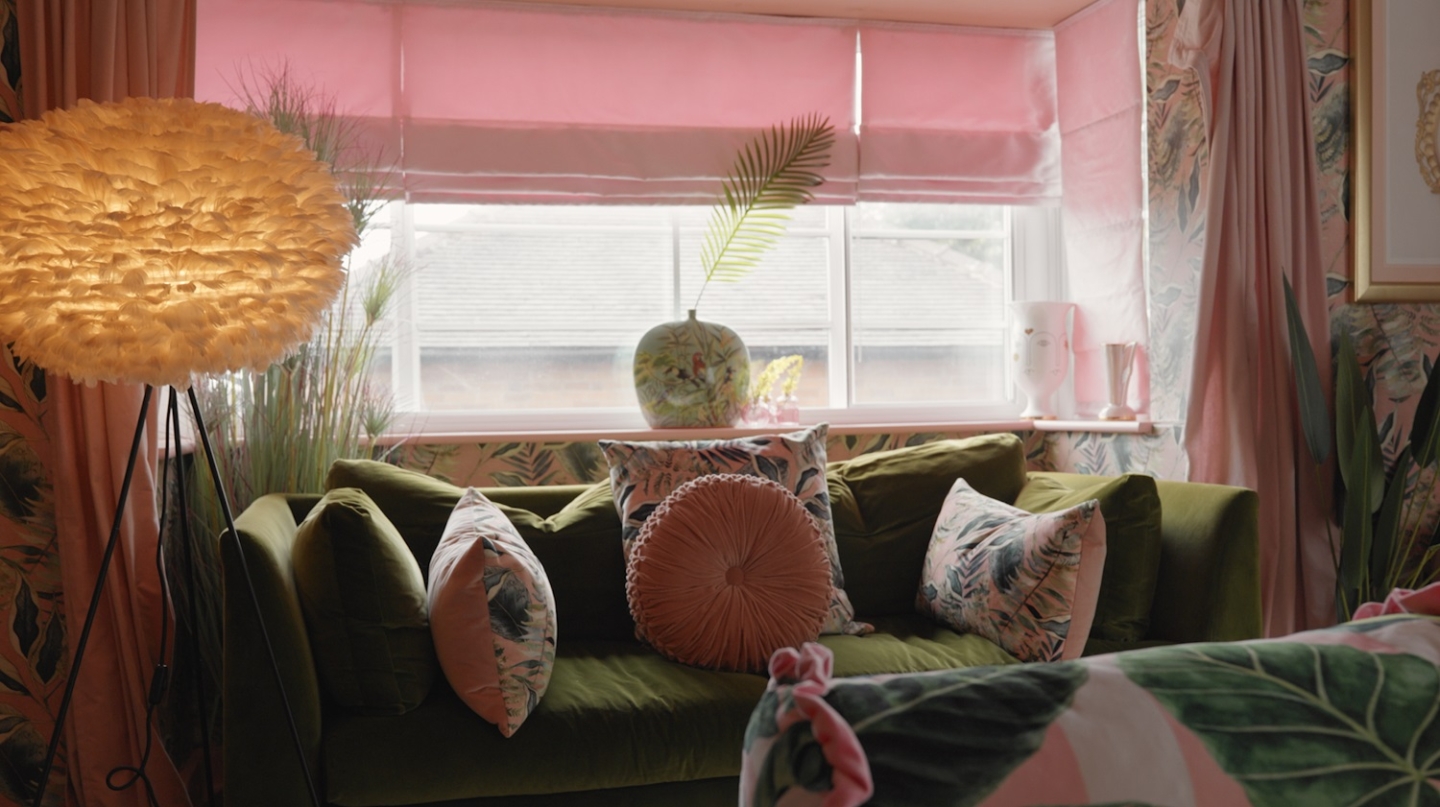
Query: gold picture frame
1353,0,1440,302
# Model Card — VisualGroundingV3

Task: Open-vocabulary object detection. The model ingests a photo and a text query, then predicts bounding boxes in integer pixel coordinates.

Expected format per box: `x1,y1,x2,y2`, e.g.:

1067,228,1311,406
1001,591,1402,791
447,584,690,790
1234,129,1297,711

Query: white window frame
379,202,1065,436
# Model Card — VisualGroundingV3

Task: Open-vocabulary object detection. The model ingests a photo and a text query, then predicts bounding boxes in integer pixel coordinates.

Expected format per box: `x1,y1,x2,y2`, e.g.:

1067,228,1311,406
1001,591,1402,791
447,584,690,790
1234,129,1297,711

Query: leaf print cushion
428,488,557,737
743,616,1440,807
916,478,1105,662
600,424,869,636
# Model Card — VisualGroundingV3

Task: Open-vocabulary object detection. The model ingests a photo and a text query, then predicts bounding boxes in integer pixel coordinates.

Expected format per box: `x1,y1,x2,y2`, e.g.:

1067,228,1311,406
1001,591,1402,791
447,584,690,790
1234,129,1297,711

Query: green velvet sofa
222,434,1260,807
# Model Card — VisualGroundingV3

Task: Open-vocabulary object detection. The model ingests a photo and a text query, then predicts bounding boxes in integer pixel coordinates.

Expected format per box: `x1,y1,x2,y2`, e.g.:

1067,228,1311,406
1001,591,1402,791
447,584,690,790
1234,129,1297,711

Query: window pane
677,232,832,407
672,203,828,230
410,205,672,410
851,202,1004,233
851,228,1008,405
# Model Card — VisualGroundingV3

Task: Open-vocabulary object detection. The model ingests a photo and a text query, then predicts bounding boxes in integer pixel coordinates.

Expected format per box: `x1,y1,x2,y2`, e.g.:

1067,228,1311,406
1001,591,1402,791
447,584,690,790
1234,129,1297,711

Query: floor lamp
0,96,357,807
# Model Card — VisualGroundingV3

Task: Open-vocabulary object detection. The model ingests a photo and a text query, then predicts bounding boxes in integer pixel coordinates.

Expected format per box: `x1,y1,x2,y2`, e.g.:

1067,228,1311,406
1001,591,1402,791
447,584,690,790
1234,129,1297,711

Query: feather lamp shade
0,97,356,387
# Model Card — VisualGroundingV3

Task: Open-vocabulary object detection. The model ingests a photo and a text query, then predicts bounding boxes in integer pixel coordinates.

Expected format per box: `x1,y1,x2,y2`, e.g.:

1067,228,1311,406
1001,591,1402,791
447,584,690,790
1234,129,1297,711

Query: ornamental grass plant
164,64,403,789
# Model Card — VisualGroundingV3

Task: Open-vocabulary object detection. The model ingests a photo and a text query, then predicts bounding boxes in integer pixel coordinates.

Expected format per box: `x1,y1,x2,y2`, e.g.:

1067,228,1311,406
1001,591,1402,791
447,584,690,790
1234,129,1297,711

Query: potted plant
633,113,834,428
1284,277,1440,620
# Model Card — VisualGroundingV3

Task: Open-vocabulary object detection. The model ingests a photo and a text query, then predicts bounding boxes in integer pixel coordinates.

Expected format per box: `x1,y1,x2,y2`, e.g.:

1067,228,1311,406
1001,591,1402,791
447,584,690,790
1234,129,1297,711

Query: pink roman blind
857,22,1061,205
1054,0,1147,416
196,0,859,204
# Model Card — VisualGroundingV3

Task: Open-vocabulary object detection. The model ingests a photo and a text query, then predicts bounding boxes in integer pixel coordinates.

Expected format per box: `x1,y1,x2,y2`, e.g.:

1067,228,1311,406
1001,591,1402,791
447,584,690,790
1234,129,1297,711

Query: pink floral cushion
916,479,1105,662
428,488,557,737
600,424,868,636
627,474,832,673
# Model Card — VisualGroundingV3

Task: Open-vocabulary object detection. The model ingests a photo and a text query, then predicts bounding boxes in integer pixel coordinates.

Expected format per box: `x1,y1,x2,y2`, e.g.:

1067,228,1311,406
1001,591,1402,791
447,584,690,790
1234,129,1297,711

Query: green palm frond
694,113,835,311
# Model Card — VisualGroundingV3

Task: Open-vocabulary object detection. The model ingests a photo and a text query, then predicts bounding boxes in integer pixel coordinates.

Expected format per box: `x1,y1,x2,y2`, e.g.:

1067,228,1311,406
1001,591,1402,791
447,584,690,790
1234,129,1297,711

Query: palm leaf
693,113,835,310
1335,330,1383,512
1282,275,1331,464
1409,357,1440,466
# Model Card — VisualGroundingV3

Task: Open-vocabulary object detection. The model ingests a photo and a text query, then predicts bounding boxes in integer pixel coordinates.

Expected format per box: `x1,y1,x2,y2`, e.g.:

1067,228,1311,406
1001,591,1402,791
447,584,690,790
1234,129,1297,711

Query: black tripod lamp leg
32,384,155,807
186,387,323,807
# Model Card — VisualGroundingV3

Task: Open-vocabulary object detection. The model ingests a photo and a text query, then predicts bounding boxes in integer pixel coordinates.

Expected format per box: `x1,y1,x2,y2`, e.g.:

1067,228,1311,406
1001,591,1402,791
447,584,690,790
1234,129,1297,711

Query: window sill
379,417,1155,445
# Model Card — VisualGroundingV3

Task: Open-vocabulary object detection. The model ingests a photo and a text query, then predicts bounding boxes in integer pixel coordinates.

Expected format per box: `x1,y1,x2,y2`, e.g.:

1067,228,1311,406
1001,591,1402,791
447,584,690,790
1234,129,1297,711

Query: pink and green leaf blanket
742,614,1440,807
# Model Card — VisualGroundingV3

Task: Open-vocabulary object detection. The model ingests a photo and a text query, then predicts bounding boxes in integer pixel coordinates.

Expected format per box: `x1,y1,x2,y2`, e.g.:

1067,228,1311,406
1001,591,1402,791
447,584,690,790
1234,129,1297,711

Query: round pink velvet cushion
626,473,832,673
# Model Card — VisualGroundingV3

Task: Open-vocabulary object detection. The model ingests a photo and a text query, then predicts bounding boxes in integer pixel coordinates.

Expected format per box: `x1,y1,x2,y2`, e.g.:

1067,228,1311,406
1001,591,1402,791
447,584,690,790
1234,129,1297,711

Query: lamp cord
103,392,177,807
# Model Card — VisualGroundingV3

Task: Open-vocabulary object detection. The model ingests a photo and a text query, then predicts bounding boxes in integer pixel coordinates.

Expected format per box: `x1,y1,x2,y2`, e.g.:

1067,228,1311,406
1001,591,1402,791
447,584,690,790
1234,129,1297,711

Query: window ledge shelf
1030,417,1154,434
382,417,1155,445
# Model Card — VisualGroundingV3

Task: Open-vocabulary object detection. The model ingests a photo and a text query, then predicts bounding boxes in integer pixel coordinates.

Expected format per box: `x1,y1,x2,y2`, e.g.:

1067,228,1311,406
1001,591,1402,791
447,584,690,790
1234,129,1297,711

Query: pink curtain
1054,0,1149,417
195,0,858,204
857,22,1060,204
1176,0,1332,635
18,1,197,804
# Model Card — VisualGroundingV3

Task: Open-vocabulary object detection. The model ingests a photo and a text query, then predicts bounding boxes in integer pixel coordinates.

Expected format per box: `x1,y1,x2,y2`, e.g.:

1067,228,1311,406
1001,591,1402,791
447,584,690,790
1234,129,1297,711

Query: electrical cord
102,392,179,807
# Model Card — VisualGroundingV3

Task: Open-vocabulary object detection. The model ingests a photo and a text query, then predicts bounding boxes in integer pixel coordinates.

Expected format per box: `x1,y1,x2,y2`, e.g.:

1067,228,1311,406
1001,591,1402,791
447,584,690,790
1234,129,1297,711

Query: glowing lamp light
0,96,355,387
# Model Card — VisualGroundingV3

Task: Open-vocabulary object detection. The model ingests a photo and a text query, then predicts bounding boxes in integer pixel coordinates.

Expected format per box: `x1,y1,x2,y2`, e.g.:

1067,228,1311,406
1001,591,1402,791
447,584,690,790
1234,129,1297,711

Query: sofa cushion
819,614,1018,677
827,433,1030,616
600,424,867,636
291,487,436,715
322,641,768,805
429,488,557,737
627,474,831,673
1014,472,1163,643
917,479,1105,662
327,460,634,641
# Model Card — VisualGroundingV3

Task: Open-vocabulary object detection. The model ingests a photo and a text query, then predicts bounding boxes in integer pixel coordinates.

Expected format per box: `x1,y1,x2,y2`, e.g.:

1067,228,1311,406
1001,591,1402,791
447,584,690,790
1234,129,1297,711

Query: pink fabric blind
857,22,1061,204
196,0,858,204
1054,0,1148,416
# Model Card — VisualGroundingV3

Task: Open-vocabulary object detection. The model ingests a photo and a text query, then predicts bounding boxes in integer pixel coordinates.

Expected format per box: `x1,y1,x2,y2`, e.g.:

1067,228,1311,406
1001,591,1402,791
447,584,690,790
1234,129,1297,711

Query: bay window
197,0,1145,432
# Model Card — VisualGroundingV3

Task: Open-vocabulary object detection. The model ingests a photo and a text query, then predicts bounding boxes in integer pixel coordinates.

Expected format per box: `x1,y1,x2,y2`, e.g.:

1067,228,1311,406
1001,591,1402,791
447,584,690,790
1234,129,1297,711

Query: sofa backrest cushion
327,460,635,642
1013,472,1163,644
825,434,1029,617
291,487,437,714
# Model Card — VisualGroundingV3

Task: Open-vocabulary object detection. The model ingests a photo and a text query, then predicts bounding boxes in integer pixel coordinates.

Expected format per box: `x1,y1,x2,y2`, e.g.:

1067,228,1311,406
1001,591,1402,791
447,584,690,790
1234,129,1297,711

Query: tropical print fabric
600,424,869,636
429,488,557,737
743,615,1440,807
917,479,1104,663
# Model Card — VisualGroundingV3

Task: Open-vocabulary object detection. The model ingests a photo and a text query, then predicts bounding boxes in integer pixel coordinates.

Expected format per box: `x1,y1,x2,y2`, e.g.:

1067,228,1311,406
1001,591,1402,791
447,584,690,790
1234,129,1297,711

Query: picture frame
1352,0,1440,302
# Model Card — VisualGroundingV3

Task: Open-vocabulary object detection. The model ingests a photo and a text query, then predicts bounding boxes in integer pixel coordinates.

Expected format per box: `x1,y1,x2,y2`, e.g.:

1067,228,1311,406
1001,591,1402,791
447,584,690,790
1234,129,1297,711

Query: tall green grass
165,64,401,786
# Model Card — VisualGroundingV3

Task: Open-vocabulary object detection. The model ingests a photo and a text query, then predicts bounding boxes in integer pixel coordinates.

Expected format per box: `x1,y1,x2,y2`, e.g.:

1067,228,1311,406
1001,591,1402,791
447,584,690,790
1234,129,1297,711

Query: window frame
375,202,1065,436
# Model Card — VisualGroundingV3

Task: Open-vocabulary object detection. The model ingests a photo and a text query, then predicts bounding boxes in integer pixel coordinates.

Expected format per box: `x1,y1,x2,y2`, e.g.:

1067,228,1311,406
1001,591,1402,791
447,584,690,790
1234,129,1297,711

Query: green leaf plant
692,113,835,313
1284,276,1440,621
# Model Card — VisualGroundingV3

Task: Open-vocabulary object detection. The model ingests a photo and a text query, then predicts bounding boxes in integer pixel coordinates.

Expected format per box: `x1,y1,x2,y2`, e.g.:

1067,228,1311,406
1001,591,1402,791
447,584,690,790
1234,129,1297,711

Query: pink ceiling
495,0,1102,29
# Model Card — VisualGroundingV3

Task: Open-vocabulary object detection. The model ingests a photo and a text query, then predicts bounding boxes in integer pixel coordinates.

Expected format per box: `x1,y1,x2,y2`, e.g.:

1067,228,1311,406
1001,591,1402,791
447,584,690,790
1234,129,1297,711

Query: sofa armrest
1028,473,1261,645
223,493,326,807
1149,479,1261,643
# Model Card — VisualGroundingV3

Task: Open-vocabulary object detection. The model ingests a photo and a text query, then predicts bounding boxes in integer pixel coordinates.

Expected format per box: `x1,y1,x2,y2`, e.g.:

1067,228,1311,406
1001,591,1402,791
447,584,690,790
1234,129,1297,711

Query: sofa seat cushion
820,614,1019,678
322,641,768,806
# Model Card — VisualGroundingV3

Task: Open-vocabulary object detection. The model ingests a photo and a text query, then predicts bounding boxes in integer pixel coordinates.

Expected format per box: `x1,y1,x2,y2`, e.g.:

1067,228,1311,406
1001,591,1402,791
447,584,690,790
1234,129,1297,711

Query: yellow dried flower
0,96,356,387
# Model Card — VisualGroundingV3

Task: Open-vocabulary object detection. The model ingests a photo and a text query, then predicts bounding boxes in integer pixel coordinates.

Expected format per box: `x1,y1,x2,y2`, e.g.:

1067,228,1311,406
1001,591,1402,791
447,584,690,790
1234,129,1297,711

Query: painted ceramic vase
1010,301,1074,419
634,310,750,428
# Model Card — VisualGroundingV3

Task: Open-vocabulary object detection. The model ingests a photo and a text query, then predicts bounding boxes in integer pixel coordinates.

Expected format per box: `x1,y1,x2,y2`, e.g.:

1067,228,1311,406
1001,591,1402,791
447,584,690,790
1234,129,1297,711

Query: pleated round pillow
626,473,832,673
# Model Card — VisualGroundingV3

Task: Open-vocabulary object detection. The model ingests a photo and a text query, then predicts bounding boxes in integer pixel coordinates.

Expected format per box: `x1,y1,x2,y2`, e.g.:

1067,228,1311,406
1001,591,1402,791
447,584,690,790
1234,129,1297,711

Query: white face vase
1010,302,1073,419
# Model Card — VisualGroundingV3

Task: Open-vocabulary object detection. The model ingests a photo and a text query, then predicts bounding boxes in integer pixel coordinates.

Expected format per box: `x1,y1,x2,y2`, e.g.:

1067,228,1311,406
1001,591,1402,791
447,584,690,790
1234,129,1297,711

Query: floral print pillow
600,424,869,636
917,479,1105,662
428,488,557,737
